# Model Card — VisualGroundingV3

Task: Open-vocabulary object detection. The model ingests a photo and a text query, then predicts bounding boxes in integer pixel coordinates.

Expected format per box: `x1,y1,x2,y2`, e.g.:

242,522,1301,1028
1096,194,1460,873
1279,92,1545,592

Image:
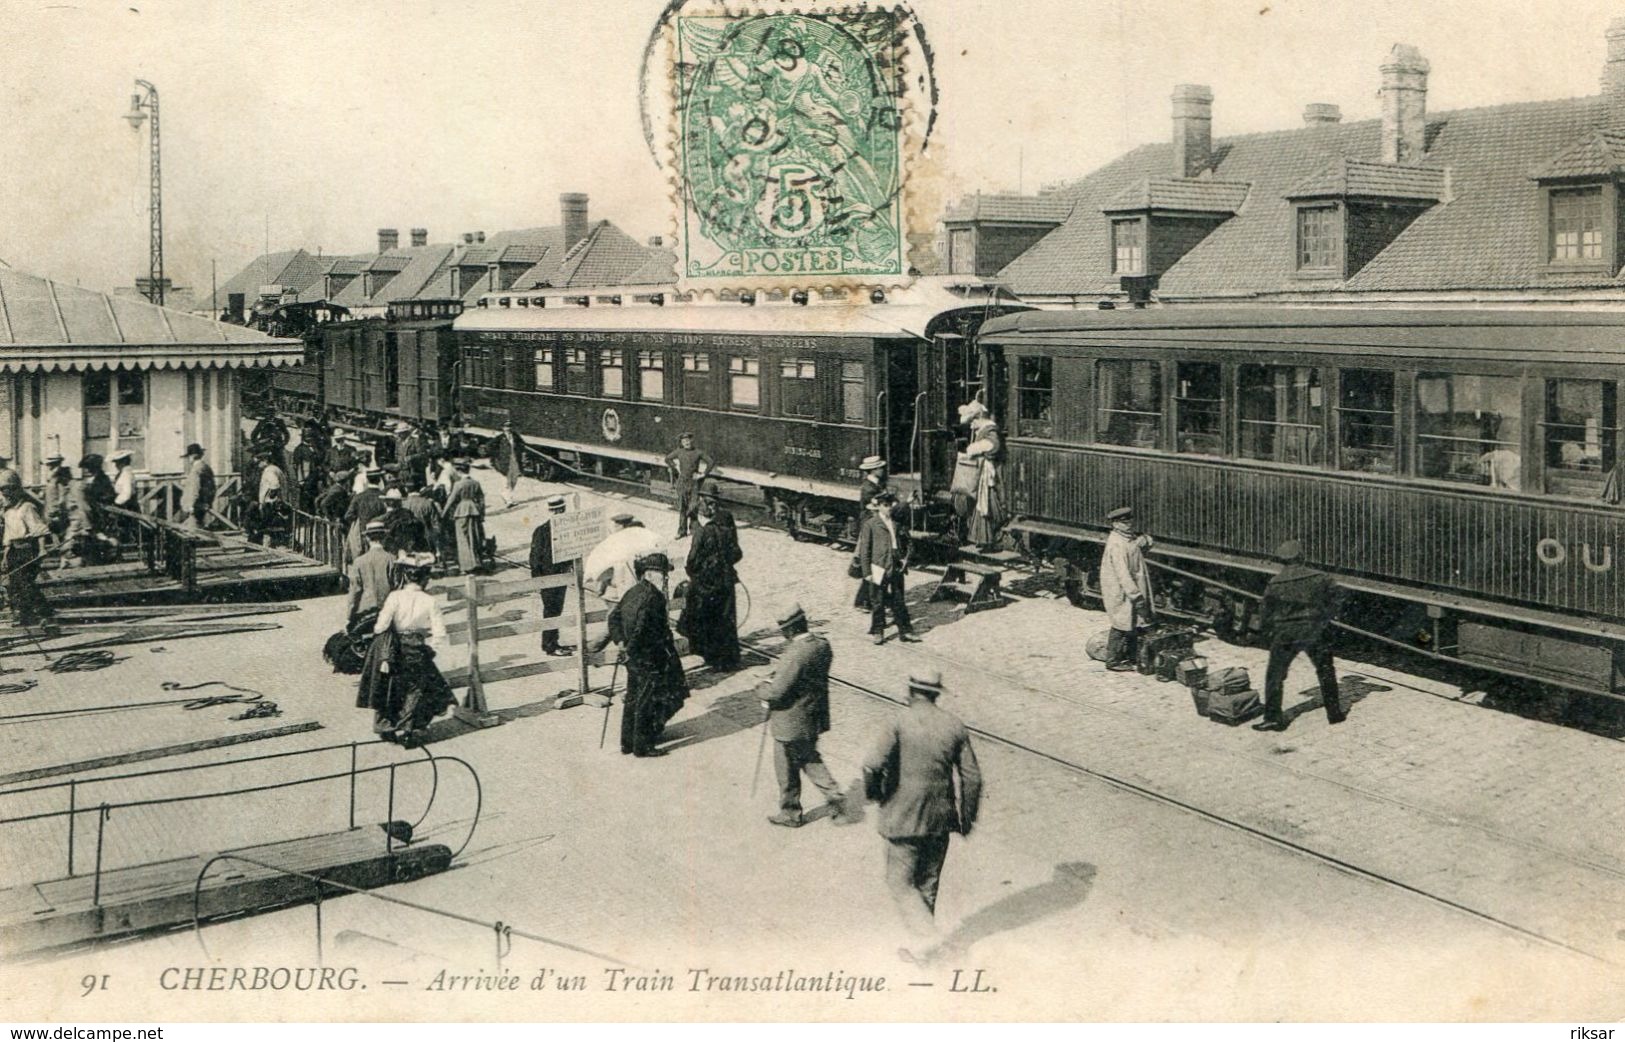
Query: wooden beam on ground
447,610,606,645
0,721,323,787
444,659,571,688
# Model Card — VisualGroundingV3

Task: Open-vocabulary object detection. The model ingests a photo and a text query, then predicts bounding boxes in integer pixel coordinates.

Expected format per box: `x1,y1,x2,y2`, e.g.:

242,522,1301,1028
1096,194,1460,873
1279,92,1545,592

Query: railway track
735,631,1613,965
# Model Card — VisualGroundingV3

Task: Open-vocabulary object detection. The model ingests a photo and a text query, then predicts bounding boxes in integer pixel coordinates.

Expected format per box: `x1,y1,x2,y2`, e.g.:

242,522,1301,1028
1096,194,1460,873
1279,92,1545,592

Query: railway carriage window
1549,187,1604,262
1544,379,1616,495
841,361,866,423
1095,359,1162,448
533,348,555,391
1239,365,1325,466
1016,356,1054,438
564,349,591,395
681,352,712,406
601,350,625,399
728,355,760,412
638,351,665,401
1337,369,1397,474
1416,373,1523,489
1174,362,1223,455
781,359,818,418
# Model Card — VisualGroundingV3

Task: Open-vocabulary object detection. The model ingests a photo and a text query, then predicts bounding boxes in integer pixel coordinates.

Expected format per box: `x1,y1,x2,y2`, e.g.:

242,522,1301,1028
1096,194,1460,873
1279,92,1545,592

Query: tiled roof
457,246,499,267
371,246,455,305
999,95,1623,298
1285,157,1447,200
620,245,678,286
1102,177,1252,213
549,222,671,289
498,244,548,265
0,267,301,371
942,192,1075,224
1533,129,1625,179
366,251,414,273
200,248,326,312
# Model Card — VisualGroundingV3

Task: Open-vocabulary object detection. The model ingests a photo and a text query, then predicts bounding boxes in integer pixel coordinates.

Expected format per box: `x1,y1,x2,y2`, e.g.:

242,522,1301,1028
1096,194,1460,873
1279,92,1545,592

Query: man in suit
528,496,575,657
862,668,981,963
179,443,216,530
664,432,713,538
346,519,396,622
856,455,888,513
445,458,486,575
1101,505,1154,671
491,420,527,510
854,490,918,645
1256,539,1347,731
757,603,853,828
607,552,687,757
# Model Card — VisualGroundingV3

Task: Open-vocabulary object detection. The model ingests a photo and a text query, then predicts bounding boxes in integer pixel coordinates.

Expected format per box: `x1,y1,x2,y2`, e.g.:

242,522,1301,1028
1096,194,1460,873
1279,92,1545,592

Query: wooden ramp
37,543,337,608
1,828,451,958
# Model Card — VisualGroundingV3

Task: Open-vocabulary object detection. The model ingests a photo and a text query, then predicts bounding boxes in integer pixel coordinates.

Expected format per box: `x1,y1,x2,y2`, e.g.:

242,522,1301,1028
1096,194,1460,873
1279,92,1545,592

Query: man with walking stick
755,603,855,828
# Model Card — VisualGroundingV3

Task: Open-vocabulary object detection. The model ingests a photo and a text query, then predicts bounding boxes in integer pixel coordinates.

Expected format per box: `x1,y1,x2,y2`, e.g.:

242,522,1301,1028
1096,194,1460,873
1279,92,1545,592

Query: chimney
1171,84,1213,178
410,227,428,248
474,231,486,244
377,227,399,252
227,292,245,322
462,232,475,245
1604,18,1625,127
561,192,590,248
1303,103,1343,125
1380,44,1430,165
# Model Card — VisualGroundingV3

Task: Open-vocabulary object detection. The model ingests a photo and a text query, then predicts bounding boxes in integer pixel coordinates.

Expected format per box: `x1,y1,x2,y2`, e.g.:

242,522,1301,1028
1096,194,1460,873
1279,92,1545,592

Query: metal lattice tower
126,80,163,307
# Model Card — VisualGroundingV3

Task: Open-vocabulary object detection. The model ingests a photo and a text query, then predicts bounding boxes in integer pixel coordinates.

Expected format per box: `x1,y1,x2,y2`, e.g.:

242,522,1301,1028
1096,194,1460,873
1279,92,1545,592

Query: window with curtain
1336,369,1397,474
531,348,553,390
601,349,625,398
1416,372,1523,489
1174,362,1223,455
682,352,712,406
564,348,591,395
840,361,866,423
638,351,665,401
728,355,760,412
1238,365,1325,465
1544,378,1616,495
1095,359,1162,448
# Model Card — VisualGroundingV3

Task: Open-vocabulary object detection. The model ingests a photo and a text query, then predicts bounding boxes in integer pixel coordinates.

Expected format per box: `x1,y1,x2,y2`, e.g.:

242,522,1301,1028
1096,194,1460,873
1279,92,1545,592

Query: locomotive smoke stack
378,228,399,253
561,193,590,250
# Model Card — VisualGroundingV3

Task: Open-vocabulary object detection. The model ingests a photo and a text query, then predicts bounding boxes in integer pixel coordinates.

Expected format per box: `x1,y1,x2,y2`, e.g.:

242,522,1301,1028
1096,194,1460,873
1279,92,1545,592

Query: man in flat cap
758,603,853,828
607,551,688,757
679,485,743,671
862,668,981,963
179,443,216,530
528,495,575,657
445,458,487,575
346,518,397,623
1101,505,1154,671
1256,539,1346,731
664,431,714,539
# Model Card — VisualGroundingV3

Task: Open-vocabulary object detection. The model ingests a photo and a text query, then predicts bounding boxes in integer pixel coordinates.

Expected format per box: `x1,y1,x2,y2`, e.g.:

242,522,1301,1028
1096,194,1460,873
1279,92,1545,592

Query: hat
365,519,387,535
698,484,720,501
78,454,103,470
502,419,515,428
908,669,945,696
1275,539,1304,563
546,495,567,513
957,400,990,424
453,457,471,470
182,443,205,457
858,455,886,472
394,421,412,433
634,551,672,573
776,603,808,629
611,512,635,525
366,468,384,481
679,431,694,440
384,488,403,501
109,449,132,465
402,551,436,569
1106,506,1133,522
42,453,64,466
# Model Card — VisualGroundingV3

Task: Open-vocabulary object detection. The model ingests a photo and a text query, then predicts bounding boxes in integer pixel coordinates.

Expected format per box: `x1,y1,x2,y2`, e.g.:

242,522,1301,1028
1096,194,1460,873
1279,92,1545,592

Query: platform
0,827,452,958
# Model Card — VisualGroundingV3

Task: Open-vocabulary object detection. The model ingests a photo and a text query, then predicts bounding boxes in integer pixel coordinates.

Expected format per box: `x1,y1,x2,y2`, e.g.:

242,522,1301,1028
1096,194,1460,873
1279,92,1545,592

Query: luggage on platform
1136,626,1198,675
1176,656,1209,689
1085,629,1111,662
1205,687,1263,726
1201,665,1251,695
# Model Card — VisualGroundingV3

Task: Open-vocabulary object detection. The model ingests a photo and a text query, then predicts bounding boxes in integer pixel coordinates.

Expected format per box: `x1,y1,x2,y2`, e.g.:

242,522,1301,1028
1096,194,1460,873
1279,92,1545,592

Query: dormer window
1111,218,1145,275
1296,204,1341,272
1549,186,1604,263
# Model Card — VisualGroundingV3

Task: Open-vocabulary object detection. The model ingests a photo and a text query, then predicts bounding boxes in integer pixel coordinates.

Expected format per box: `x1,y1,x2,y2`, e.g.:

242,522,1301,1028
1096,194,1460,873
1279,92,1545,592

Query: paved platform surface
3,465,1623,1021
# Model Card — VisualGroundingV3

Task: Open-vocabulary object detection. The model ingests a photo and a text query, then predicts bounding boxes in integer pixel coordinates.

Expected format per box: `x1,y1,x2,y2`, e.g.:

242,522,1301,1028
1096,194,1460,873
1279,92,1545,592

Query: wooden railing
102,505,210,594
287,507,346,572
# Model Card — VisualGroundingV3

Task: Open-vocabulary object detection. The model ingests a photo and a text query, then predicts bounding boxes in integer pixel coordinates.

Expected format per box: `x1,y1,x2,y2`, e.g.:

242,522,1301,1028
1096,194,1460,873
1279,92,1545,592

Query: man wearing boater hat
528,495,575,657
1100,505,1154,671
1256,539,1347,731
346,518,396,622
856,455,888,513
862,668,981,963
757,603,854,828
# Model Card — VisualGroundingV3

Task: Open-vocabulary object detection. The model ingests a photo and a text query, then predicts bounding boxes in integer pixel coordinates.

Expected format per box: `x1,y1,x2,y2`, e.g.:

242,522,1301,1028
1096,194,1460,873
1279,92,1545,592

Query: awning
0,344,306,374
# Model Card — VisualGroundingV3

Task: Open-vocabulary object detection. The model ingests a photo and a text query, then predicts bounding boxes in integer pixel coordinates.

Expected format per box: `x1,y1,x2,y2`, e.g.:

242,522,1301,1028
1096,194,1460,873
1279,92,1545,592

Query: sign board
549,506,607,562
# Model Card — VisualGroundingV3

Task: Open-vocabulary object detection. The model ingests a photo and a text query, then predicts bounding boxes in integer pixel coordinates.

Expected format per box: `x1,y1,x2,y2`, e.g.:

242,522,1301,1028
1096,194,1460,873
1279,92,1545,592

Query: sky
2,0,1623,297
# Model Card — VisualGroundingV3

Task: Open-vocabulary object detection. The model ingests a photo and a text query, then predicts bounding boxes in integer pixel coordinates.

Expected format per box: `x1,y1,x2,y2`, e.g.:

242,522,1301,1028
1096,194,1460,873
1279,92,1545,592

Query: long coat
491,432,526,480
1101,529,1155,631
679,514,742,666
760,632,833,742
180,459,216,521
609,579,689,725
1259,563,1343,645
855,510,906,584
862,698,982,839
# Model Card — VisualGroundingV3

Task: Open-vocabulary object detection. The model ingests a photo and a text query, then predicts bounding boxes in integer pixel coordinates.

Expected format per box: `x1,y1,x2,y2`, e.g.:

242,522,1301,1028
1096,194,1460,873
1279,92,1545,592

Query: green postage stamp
665,2,930,292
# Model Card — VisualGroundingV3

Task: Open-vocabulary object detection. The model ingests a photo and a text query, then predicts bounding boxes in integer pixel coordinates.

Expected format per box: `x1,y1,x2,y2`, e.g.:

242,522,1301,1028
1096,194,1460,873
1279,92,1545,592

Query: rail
101,504,209,593
191,851,632,969
0,743,477,907
287,506,347,571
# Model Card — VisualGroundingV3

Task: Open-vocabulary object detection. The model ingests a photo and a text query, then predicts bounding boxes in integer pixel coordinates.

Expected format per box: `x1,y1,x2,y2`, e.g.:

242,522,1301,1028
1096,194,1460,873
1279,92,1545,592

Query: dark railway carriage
981,306,1625,697
245,300,348,418
319,300,462,435
455,279,1026,538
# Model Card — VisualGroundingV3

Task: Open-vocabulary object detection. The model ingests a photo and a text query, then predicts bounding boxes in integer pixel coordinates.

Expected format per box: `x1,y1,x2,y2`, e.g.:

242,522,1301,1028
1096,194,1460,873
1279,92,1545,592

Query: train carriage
318,300,462,436
455,279,1027,539
981,306,1625,698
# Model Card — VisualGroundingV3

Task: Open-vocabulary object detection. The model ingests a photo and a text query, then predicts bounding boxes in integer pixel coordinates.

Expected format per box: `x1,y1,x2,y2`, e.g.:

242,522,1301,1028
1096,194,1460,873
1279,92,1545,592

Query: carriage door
915,336,955,491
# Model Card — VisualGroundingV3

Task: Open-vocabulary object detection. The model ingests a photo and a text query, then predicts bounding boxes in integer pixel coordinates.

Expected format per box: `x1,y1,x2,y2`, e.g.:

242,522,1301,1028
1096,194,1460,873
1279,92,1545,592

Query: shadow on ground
938,861,1097,958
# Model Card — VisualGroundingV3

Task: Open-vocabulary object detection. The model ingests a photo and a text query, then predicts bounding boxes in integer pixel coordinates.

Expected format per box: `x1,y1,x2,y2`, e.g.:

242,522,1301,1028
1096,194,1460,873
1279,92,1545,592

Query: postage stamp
662,1,930,293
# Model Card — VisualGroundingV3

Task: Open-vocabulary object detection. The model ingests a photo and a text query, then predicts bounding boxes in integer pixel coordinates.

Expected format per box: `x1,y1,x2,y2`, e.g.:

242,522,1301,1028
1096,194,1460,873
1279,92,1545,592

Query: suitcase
1176,656,1209,688
1206,688,1263,725
1190,684,1211,717
1202,665,1251,695
1136,626,1198,675
1155,648,1183,682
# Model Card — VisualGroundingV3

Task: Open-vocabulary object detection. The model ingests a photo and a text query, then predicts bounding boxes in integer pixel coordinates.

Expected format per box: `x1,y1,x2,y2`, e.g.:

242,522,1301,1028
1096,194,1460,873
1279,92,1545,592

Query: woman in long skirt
356,555,455,744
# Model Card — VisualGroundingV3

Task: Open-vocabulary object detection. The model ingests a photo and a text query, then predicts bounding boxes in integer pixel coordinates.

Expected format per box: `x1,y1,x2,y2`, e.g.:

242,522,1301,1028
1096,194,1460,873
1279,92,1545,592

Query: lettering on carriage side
1535,537,1615,573
783,445,823,459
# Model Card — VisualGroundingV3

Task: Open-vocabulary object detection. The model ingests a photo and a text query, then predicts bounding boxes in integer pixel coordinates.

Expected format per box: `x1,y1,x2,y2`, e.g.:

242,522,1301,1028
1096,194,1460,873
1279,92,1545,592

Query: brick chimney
474,231,486,244
377,228,399,252
410,227,428,248
1604,18,1625,128
462,233,475,245
1380,44,1430,165
1303,103,1342,125
561,193,590,249
1171,84,1213,178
